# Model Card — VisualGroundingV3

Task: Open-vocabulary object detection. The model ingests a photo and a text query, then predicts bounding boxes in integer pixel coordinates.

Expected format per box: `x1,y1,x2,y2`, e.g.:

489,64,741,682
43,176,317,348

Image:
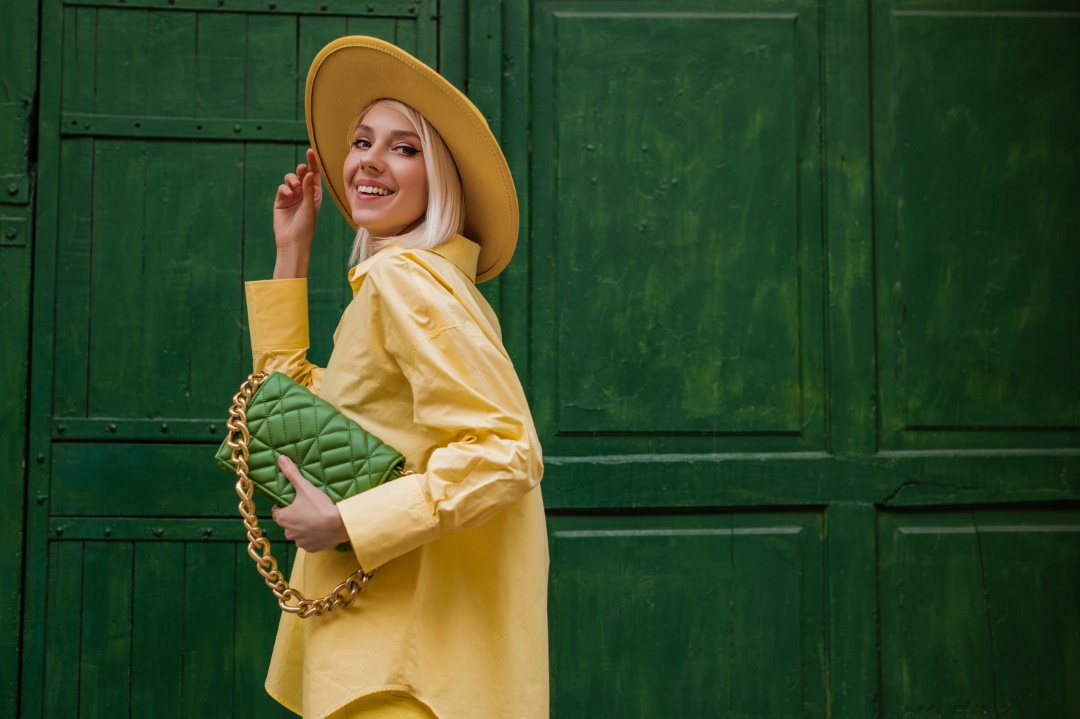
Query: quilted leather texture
216,373,405,507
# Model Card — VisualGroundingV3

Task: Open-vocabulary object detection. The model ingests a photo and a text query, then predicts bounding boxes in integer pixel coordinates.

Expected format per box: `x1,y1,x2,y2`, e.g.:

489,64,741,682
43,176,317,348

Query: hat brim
305,36,517,283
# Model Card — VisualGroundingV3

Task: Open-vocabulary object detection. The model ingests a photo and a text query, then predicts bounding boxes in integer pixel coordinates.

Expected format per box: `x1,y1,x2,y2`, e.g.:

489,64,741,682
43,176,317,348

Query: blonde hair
348,99,465,266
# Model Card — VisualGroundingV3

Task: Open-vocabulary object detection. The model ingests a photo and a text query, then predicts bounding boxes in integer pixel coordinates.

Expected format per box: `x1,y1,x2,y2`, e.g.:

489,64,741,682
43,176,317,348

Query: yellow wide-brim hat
305,36,518,283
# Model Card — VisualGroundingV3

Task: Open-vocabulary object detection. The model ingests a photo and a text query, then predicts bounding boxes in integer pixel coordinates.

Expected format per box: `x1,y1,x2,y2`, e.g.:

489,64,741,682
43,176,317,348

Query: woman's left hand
272,455,351,553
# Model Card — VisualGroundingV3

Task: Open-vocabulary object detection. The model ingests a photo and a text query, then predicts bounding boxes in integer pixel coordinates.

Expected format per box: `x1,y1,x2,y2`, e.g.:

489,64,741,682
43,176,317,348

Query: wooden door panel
878,510,1080,718
530,0,825,456
549,512,825,717
872,0,1080,449
41,534,293,717
23,2,441,715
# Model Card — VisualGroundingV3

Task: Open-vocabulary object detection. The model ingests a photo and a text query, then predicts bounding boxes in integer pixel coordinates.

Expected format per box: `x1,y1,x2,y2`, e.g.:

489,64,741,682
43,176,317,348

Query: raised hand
272,148,323,279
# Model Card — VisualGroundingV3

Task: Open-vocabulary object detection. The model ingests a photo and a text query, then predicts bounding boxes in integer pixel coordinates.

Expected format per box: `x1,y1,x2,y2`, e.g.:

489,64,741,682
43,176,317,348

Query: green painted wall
4,0,1078,716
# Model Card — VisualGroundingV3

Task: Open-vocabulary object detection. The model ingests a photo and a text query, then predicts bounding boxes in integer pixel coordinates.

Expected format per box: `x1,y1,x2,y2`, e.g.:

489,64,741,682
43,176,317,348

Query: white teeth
357,185,391,196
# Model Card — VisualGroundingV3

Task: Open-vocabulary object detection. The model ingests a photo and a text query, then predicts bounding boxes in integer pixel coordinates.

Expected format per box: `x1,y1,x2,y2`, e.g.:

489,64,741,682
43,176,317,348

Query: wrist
273,248,310,279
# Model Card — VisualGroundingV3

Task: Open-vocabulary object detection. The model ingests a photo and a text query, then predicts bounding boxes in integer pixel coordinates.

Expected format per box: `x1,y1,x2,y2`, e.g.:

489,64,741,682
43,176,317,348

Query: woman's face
343,103,429,237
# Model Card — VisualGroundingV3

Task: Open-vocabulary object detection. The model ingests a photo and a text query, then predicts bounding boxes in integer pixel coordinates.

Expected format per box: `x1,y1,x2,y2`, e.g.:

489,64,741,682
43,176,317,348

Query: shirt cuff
337,473,441,571
245,278,309,350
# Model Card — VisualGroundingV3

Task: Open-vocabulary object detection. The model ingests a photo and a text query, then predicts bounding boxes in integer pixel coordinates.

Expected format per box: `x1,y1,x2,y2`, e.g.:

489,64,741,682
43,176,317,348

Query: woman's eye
352,138,371,149
396,145,420,157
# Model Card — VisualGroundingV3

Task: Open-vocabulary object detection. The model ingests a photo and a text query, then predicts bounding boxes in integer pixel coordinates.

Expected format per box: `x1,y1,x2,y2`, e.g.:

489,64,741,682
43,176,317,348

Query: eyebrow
356,124,421,141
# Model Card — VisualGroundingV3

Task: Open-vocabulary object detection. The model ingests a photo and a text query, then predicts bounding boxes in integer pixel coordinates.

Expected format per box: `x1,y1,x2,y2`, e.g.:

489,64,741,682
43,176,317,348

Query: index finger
305,148,320,175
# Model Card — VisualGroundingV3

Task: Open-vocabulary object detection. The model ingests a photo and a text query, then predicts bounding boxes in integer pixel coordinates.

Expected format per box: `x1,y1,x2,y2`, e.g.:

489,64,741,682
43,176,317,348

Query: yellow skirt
324,691,437,719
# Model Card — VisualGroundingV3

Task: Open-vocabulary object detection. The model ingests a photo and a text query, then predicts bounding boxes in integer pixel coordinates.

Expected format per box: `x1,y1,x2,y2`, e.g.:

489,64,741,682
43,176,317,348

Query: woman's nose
360,154,383,173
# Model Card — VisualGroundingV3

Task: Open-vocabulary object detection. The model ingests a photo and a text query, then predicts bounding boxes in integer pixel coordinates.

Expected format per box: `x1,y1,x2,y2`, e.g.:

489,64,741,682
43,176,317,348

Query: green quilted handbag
217,372,410,617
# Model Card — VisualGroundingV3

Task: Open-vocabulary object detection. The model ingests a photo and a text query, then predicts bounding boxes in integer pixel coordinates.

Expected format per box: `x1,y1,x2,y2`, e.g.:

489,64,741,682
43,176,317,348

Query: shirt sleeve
245,277,325,391
335,259,543,571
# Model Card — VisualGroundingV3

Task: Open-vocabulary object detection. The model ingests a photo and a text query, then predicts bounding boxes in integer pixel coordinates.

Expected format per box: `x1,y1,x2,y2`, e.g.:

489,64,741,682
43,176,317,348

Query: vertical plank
181,542,236,718
822,0,877,455
827,504,879,719
53,137,95,418
146,10,198,117
130,542,184,719
19,0,65,710
139,140,193,414
43,542,83,717
395,18,419,57
61,6,97,115
196,11,247,118
0,0,38,710
245,14,299,121
502,0,531,388
94,8,149,114
345,16,394,42
79,541,134,719
185,140,248,416
87,139,146,417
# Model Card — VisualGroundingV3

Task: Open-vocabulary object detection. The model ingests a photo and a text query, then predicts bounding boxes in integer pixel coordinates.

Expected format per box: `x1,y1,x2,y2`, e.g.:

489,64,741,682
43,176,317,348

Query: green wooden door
20,1,449,716
15,0,1079,716
516,0,1079,716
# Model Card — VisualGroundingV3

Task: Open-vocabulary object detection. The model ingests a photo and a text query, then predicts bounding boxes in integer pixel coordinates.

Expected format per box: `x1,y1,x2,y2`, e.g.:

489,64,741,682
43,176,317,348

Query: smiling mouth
357,185,393,196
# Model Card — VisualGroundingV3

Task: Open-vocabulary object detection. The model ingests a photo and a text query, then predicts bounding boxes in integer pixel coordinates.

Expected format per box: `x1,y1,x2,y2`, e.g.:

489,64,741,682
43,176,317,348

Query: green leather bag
217,372,409,617
215,371,406,505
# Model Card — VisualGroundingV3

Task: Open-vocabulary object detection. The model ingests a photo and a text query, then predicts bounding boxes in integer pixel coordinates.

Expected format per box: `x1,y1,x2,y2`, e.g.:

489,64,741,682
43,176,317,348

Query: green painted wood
246,15,301,120
195,12,247,118
65,0,422,13
549,512,825,717
18,0,1080,717
53,138,94,418
0,0,37,710
825,504,879,718
50,443,261,517
80,541,134,718
42,542,82,718
131,542,184,719
529,0,825,453
19,0,70,708
822,0,878,458
878,510,1080,718
873,0,1080,447
182,543,237,717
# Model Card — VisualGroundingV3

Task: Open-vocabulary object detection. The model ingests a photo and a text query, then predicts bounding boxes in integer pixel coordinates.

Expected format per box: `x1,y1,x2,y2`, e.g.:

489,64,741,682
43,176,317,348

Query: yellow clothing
325,692,436,718
246,235,549,719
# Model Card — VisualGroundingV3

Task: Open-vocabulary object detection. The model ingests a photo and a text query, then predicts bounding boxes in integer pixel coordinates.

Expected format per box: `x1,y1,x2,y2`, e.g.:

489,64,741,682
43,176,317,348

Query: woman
245,37,548,719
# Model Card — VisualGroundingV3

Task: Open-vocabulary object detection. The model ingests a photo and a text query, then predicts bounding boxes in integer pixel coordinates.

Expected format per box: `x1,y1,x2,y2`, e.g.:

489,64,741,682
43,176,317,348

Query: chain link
225,372,377,618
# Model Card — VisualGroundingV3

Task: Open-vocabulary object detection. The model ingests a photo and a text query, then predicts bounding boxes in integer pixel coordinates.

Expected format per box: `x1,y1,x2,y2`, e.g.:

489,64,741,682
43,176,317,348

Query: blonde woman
246,37,548,719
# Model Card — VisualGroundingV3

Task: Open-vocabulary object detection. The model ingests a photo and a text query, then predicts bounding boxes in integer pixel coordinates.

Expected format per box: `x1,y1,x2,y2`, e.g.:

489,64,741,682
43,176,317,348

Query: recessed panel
878,510,1080,718
533,3,824,443
874,9,1080,442
549,512,825,717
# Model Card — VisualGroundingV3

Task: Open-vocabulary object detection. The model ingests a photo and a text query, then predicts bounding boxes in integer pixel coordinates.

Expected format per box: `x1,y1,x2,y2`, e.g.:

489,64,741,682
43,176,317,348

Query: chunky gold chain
224,372,376,618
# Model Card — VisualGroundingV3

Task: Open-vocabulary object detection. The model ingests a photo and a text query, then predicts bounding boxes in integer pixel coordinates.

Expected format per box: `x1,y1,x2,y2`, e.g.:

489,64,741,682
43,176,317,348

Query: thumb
278,455,315,494
301,168,321,214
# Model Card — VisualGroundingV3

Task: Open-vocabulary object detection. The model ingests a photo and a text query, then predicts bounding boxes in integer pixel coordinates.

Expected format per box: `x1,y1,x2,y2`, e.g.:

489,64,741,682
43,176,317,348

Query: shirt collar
348,234,480,294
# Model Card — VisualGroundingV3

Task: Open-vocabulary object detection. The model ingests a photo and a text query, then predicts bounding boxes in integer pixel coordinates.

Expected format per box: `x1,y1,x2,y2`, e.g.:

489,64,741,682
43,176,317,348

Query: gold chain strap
225,372,376,618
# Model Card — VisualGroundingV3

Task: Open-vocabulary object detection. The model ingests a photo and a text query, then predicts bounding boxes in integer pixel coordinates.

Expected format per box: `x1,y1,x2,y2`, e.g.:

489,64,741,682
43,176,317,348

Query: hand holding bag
217,372,410,617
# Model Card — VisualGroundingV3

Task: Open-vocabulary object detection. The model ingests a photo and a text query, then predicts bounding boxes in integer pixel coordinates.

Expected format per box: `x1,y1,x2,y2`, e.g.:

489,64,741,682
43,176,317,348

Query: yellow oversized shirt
246,235,549,719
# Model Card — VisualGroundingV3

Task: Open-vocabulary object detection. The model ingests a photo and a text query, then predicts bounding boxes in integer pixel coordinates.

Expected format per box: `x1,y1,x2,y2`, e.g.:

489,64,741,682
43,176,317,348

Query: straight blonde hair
348,99,465,266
